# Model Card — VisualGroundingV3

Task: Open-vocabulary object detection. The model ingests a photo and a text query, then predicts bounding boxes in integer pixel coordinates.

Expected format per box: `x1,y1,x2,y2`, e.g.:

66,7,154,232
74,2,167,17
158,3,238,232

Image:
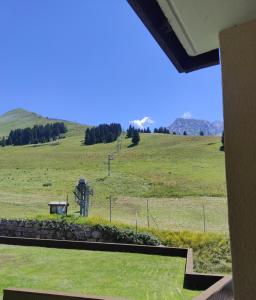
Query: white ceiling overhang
157,0,256,56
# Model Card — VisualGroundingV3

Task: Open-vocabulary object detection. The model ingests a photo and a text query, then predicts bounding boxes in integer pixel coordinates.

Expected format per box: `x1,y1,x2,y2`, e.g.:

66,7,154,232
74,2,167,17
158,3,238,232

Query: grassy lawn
0,133,227,232
0,244,200,300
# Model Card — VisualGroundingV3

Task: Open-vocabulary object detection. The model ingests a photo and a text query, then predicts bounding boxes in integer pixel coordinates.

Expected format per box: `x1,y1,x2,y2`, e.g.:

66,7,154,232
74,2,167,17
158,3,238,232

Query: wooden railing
3,288,125,300
193,276,233,300
0,236,232,300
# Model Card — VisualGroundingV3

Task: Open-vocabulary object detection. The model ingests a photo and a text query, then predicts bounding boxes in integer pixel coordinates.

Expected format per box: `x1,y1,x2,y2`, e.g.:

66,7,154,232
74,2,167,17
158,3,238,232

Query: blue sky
0,0,223,128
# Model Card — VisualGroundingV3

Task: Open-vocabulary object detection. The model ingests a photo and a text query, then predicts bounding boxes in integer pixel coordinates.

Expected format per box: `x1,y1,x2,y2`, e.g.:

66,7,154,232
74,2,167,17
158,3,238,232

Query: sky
0,0,223,129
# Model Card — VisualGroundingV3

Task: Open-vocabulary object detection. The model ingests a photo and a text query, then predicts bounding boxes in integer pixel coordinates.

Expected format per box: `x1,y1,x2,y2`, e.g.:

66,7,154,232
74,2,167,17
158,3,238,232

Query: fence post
202,204,206,232
147,199,150,228
108,154,111,176
135,210,138,244
109,195,112,222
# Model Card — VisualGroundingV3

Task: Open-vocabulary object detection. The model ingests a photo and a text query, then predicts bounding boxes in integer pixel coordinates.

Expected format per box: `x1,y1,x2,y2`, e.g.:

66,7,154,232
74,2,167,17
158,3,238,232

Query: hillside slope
0,133,226,198
0,133,227,230
0,109,87,137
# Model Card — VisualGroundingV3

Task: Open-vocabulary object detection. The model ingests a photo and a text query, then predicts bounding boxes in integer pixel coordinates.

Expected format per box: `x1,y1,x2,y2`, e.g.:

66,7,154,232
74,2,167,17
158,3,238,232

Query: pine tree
0,137,6,147
127,125,136,138
146,127,151,133
163,127,170,134
200,131,204,136
85,123,122,145
5,122,68,146
132,131,140,145
183,131,187,136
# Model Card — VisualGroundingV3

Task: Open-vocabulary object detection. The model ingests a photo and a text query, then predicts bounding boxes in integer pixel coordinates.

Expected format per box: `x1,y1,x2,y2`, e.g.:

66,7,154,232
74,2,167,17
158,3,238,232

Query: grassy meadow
0,244,200,300
0,128,227,232
0,108,87,137
0,111,231,297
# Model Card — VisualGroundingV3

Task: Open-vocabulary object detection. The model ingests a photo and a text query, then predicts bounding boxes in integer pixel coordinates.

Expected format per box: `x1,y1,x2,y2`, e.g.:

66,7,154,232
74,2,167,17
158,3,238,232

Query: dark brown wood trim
0,236,229,297
127,0,219,73
193,276,233,300
3,288,124,300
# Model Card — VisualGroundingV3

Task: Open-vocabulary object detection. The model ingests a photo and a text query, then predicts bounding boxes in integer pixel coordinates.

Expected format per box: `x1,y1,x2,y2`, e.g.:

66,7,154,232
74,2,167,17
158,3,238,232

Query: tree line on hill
153,127,170,134
0,122,67,146
126,126,140,146
127,126,171,134
128,126,206,135
84,123,122,145
137,127,151,133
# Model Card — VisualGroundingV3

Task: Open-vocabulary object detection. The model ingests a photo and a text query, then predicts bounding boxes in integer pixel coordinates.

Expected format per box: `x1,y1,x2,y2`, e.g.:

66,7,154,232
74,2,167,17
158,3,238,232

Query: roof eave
128,0,219,73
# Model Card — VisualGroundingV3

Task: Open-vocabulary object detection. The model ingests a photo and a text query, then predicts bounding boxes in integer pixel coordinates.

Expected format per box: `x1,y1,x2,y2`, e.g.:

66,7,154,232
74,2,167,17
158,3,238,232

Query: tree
85,123,122,145
163,127,170,134
132,131,140,145
200,131,204,136
173,131,176,135
4,122,67,146
220,131,224,151
154,127,169,134
0,137,6,147
126,125,134,138
183,131,187,136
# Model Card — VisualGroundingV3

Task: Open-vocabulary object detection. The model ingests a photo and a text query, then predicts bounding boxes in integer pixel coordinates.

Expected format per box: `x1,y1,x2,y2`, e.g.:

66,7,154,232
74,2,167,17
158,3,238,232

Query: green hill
0,108,87,137
0,129,227,231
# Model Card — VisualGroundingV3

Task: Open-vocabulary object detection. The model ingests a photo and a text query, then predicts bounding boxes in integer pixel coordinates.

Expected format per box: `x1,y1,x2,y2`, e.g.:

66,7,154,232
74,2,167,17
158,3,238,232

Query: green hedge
32,215,160,246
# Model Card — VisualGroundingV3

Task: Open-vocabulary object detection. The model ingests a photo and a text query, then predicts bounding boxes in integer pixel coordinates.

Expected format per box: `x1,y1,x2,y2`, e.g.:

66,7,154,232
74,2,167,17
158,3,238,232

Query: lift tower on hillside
73,178,93,217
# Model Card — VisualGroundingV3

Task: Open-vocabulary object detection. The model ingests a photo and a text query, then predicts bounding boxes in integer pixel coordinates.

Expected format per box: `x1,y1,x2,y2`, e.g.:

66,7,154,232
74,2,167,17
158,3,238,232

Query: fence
0,192,228,233
88,196,228,233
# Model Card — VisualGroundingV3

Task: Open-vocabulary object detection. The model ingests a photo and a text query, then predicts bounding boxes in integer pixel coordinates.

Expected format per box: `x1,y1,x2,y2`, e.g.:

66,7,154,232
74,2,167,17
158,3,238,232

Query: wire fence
88,196,228,233
0,192,228,233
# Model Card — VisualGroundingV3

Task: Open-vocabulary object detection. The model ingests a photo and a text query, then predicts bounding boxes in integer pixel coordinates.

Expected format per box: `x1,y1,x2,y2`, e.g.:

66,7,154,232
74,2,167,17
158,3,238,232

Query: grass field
0,193,228,232
0,109,87,137
0,126,227,232
0,244,200,300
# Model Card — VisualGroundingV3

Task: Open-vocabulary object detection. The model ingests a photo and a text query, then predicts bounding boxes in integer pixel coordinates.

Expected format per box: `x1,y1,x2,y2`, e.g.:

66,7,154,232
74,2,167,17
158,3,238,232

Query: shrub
32,216,160,246
92,223,159,245
149,229,231,274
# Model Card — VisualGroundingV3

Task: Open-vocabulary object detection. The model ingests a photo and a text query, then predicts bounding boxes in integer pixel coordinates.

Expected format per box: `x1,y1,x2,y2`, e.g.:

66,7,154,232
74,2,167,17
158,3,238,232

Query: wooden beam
220,19,256,299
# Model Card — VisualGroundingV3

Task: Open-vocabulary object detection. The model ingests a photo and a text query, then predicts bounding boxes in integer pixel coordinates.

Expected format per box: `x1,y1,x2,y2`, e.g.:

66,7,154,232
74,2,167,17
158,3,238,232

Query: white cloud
182,112,192,119
129,116,154,129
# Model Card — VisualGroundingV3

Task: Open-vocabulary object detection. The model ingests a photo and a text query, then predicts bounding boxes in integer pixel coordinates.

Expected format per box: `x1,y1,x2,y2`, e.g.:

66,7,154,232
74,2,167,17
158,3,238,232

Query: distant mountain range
168,118,223,136
0,109,88,137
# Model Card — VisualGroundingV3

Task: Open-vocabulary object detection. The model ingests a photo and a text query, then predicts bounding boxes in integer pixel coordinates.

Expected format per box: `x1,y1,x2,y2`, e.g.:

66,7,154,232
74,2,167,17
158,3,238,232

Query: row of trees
84,123,122,145
127,126,208,136
153,127,170,134
0,122,67,146
135,127,151,134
